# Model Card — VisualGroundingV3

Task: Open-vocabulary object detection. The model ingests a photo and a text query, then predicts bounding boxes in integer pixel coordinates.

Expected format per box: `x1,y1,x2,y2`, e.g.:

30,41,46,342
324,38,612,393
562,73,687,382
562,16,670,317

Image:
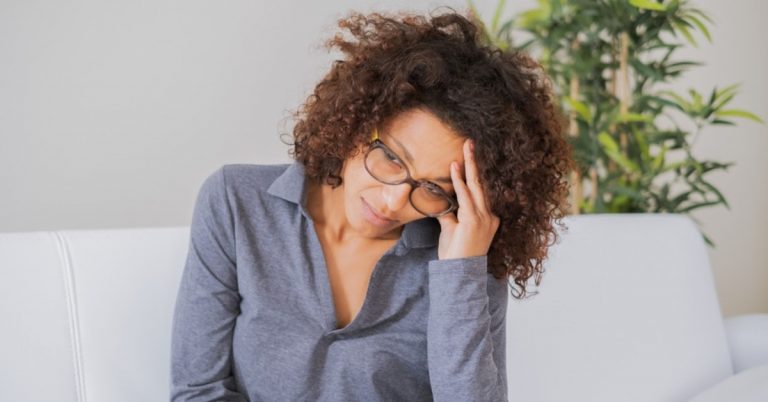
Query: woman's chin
354,214,401,239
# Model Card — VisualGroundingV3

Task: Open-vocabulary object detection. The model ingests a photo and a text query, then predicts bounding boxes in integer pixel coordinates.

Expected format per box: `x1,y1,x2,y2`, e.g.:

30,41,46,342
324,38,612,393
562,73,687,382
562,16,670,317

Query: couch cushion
61,226,189,402
505,214,734,402
689,363,768,402
0,232,79,402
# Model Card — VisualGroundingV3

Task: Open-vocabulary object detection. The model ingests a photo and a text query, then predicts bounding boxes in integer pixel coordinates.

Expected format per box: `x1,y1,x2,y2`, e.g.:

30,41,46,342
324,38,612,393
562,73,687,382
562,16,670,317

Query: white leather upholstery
0,232,79,401
0,214,764,401
724,314,768,372
688,364,768,402
1,227,189,402
504,213,736,402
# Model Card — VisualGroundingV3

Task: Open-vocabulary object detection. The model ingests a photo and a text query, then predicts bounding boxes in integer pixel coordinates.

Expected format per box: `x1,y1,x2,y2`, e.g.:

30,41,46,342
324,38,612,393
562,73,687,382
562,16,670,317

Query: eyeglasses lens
365,147,453,216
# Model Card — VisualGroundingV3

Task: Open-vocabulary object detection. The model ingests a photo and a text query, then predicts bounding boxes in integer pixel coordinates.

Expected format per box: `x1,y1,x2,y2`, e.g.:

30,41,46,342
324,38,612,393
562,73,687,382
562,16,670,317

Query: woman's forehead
380,122,464,157
378,129,464,184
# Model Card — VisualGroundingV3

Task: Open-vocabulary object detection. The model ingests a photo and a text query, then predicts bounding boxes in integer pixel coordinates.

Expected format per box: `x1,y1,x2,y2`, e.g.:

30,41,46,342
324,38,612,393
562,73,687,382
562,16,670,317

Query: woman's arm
170,166,249,402
426,254,509,402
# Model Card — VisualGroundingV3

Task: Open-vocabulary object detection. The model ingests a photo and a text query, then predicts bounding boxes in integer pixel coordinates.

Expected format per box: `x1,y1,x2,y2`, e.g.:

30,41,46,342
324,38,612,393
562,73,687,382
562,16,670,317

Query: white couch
1,213,767,402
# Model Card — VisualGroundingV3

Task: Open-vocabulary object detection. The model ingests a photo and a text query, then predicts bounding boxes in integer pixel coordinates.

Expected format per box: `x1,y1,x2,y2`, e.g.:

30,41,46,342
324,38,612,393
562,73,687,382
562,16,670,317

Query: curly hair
281,7,576,299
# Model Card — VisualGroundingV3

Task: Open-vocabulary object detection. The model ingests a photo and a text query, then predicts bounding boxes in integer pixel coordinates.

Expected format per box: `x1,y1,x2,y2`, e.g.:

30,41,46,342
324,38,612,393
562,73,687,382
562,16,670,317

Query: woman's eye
440,187,456,198
384,151,401,164
426,186,442,194
427,184,452,197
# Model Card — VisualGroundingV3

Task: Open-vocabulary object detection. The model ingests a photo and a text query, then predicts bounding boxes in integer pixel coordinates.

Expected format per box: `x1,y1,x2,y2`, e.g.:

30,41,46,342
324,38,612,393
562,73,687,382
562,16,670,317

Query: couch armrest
724,313,768,373
688,363,768,402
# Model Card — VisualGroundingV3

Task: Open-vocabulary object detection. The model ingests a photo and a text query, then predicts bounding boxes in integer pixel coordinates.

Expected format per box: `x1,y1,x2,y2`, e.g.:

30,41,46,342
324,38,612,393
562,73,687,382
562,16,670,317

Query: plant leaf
697,178,730,209
629,0,667,12
689,88,703,111
659,90,692,111
633,128,651,164
660,160,688,174
712,92,737,111
608,184,646,201
716,83,741,99
711,118,735,126
565,97,593,123
630,59,664,81
665,60,704,73
644,95,685,112
686,14,712,43
715,109,766,123
670,190,693,209
652,142,668,172
605,149,642,173
678,200,723,213
689,8,715,24
598,131,619,153
491,0,507,34
618,113,654,123
671,18,697,47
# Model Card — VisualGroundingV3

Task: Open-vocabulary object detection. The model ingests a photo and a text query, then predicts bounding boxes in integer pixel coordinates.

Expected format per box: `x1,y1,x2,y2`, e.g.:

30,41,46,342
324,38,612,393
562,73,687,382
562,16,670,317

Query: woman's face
340,107,467,239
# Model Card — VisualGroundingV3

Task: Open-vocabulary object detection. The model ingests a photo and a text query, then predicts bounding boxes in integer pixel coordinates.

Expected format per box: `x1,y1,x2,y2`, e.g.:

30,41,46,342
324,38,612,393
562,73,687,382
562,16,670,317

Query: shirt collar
267,160,440,249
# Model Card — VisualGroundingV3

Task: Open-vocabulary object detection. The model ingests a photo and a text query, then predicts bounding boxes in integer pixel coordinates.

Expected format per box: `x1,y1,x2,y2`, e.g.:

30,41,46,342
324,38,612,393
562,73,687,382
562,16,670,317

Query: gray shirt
170,161,509,402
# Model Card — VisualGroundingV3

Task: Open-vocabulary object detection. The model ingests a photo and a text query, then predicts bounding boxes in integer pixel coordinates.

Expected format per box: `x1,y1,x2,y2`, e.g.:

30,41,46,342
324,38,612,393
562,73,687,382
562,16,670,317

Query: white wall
673,1,768,317
1,0,765,316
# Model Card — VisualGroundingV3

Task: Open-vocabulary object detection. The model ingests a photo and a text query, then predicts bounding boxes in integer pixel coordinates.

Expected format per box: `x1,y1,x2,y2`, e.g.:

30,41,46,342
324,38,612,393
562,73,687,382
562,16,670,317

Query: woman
171,7,574,402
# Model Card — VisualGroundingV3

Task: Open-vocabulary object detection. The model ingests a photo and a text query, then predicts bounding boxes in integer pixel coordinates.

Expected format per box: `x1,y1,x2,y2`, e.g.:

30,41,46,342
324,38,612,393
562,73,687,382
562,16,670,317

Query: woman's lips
361,197,396,227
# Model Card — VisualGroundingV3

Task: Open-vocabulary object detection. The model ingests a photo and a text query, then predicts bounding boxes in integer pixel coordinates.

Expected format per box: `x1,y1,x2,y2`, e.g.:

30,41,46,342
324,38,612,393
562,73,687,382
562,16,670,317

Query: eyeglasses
363,127,459,218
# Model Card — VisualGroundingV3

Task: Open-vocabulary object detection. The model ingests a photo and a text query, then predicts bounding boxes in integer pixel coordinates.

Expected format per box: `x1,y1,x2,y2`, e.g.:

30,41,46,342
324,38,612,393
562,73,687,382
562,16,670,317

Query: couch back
0,213,733,402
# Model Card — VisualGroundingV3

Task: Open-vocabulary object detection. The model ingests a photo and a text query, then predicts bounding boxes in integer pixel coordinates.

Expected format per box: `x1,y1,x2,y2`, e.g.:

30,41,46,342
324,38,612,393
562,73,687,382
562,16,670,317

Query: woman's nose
381,182,412,212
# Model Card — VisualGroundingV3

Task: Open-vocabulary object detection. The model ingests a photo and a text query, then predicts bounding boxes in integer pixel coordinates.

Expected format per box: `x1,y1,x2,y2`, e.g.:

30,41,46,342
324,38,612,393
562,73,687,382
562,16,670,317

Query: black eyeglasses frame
363,135,459,218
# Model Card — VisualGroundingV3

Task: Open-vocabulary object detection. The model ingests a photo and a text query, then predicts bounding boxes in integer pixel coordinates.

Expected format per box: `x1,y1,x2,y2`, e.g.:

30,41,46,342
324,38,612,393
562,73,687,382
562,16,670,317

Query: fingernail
470,140,475,151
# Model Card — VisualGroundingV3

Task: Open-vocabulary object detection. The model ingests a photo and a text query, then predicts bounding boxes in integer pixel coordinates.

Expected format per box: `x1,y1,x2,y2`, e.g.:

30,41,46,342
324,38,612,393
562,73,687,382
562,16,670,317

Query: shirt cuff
427,254,488,276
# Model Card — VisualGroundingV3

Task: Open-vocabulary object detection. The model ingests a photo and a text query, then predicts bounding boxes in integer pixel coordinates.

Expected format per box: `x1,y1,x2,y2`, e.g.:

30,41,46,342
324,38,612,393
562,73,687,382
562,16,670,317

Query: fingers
450,158,476,217
462,139,491,215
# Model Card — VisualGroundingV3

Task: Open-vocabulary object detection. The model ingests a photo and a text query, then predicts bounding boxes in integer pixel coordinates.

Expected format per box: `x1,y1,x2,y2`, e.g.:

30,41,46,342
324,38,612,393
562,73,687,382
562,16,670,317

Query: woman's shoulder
208,162,288,200
196,162,300,219
220,163,290,188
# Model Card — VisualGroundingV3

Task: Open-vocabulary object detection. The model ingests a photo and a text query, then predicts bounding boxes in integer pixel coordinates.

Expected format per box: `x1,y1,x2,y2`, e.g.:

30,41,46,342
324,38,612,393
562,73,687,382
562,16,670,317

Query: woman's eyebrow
387,134,453,185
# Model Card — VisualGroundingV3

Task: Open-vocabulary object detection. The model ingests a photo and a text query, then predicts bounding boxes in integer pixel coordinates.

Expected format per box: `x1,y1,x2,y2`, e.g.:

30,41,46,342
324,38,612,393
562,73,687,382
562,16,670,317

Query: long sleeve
426,255,509,402
170,166,249,402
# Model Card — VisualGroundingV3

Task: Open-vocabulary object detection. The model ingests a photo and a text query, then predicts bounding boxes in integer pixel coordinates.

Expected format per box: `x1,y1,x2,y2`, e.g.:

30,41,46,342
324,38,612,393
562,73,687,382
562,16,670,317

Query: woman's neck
305,179,353,244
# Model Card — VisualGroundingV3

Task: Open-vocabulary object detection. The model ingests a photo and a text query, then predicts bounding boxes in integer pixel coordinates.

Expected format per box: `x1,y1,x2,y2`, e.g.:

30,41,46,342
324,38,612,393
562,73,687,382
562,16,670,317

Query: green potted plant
467,0,764,246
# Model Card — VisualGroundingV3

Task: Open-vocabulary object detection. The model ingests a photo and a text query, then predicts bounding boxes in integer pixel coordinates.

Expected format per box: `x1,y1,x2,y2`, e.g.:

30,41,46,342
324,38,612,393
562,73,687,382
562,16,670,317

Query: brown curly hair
281,7,576,299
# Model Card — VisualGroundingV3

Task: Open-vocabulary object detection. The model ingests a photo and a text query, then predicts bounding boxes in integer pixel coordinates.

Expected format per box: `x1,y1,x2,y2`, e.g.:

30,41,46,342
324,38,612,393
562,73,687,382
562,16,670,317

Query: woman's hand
435,138,501,261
